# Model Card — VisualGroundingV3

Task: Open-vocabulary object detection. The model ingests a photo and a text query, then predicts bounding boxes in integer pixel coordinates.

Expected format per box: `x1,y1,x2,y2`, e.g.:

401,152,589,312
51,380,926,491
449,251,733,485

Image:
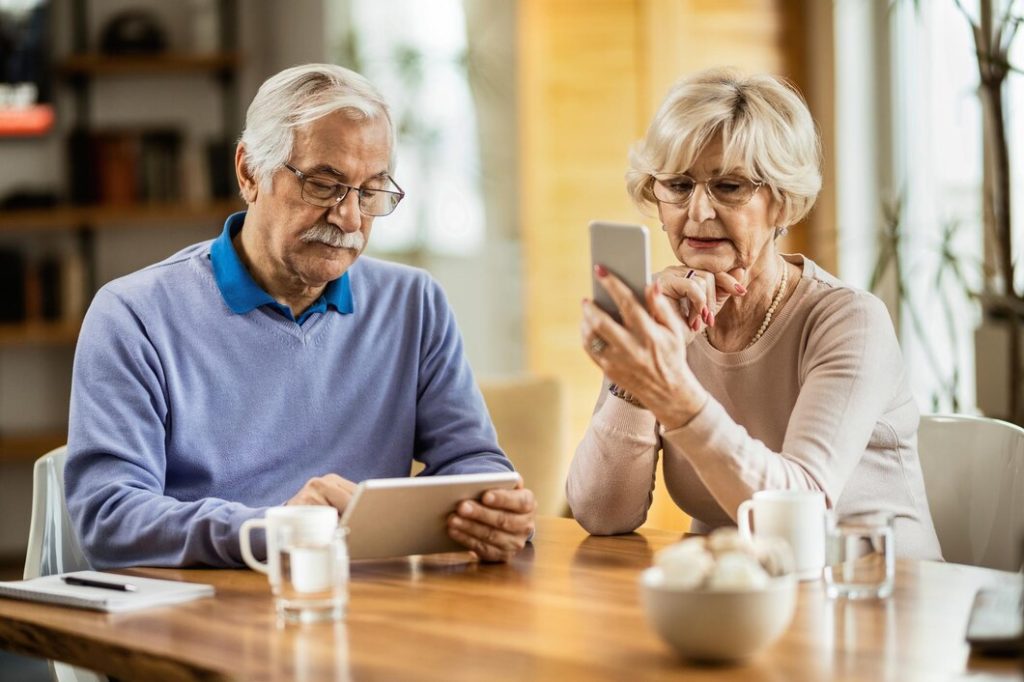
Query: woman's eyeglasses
650,174,762,208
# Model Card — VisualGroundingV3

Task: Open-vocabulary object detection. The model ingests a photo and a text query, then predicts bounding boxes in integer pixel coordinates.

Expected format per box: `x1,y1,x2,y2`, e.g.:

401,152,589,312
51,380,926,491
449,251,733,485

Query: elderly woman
568,69,942,560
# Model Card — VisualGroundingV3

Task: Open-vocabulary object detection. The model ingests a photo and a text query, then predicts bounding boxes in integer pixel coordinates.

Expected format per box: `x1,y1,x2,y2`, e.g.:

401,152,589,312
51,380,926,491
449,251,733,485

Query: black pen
62,575,138,592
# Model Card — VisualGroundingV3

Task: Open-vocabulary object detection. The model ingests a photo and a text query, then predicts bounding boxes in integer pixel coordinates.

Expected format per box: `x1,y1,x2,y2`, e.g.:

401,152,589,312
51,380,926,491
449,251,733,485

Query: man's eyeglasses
650,174,763,208
284,163,405,217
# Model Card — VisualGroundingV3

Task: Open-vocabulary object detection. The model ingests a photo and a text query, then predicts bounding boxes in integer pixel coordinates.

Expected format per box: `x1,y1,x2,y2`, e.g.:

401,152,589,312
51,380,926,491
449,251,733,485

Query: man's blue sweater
66,213,512,569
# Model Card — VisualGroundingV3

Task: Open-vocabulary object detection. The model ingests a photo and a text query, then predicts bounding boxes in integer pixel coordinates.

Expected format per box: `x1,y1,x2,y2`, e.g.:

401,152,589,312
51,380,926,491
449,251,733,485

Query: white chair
917,414,1024,571
24,445,106,682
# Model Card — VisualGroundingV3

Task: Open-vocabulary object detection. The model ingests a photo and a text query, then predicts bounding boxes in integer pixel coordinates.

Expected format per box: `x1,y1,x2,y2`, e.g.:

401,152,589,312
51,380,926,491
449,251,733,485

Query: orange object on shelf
0,105,55,136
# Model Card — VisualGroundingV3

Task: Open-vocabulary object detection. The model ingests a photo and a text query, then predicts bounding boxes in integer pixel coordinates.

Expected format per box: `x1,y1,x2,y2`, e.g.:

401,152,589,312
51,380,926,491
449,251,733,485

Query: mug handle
737,500,755,541
239,518,269,574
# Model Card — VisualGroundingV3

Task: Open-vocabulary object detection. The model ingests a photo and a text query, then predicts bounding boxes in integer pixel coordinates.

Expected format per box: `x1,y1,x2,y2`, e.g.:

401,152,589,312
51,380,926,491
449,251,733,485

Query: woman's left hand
582,266,708,430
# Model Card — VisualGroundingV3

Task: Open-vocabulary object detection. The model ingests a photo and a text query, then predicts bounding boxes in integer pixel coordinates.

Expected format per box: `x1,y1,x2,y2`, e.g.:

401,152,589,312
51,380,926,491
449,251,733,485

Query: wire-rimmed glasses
284,163,405,217
650,174,763,208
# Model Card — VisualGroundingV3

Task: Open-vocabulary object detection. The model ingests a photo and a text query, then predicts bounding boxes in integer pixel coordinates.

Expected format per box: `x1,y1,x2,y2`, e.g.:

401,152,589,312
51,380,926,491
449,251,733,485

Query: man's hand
447,481,536,562
286,474,357,512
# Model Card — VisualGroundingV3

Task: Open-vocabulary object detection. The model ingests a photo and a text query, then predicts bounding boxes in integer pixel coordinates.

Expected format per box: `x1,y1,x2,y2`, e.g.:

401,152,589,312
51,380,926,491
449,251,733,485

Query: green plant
949,0,1023,422
870,197,977,412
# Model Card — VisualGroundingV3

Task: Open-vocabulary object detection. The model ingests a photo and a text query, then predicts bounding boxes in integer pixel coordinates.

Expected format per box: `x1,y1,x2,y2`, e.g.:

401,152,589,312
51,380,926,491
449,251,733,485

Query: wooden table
0,517,1020,681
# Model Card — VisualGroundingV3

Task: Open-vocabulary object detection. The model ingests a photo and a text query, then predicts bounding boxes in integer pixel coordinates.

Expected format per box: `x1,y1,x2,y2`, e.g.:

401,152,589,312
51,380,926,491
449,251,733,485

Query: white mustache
299,223,365,250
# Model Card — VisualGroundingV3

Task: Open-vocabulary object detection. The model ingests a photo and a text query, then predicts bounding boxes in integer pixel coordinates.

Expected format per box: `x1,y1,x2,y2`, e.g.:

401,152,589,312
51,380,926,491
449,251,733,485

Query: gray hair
626,68,822,227
239,63,395,191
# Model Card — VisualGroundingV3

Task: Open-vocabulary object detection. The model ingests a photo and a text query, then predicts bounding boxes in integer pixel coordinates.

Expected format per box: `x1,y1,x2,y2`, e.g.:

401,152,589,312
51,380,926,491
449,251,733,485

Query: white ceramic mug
737,490,826,581
240,506,339,578
240,506,347,622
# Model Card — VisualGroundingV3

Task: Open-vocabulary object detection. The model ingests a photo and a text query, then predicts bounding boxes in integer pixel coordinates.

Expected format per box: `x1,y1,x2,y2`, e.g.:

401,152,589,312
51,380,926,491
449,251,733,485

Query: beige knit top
567,255,943,560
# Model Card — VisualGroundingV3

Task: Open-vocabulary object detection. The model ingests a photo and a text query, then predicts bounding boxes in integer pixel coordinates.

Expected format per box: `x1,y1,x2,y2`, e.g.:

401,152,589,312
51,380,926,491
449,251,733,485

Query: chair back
24,446,90,579
23,445,105,682
918,414,1024,571
480,376,571,517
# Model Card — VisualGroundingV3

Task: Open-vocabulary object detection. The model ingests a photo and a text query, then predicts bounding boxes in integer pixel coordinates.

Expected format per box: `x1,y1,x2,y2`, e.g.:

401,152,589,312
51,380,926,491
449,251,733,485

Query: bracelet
608,383,646,409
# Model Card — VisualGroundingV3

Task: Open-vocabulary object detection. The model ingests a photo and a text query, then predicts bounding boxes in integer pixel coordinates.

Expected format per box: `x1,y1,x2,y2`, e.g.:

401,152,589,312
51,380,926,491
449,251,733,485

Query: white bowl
639,566,797,662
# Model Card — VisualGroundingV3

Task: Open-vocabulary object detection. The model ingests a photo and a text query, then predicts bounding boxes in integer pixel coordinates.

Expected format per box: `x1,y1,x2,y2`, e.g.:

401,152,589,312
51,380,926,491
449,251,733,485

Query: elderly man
65,64,535,569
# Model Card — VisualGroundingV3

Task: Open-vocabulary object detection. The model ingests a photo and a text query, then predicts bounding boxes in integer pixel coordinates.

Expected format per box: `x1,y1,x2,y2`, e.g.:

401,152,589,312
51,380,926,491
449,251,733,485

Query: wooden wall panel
518,0,644,493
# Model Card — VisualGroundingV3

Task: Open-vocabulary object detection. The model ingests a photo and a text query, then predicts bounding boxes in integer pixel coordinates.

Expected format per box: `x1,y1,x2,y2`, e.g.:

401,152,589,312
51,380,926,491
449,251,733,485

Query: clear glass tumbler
824,511,895,600
273,525,350,624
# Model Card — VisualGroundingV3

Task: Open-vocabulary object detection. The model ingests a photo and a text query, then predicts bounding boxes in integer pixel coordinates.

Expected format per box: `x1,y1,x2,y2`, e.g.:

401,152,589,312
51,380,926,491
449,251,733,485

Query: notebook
0,570,215,613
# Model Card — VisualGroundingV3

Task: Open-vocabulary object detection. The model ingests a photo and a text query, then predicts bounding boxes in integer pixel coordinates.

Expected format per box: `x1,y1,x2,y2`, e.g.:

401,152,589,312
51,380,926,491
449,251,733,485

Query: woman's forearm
566,397,661,535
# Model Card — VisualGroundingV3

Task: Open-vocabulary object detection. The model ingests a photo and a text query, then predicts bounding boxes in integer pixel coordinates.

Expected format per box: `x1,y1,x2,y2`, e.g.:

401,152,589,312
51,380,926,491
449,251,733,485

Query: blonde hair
239,63,395,192
626,68,821,227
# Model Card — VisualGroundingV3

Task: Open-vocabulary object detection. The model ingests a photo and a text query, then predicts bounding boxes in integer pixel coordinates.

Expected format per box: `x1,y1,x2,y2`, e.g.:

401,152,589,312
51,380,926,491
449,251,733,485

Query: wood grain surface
0,517,1019,681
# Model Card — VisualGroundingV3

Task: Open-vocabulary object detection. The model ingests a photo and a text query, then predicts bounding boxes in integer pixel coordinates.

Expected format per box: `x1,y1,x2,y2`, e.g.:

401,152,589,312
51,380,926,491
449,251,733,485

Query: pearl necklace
704,259,789,349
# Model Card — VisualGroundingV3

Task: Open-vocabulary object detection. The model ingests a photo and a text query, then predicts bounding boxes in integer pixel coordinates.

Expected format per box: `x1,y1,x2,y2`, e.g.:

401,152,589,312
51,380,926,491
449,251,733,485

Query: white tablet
340,471,521,560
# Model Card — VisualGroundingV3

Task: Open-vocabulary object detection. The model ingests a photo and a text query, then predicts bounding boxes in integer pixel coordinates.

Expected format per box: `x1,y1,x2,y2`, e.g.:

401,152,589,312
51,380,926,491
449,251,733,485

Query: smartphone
589,221,651,323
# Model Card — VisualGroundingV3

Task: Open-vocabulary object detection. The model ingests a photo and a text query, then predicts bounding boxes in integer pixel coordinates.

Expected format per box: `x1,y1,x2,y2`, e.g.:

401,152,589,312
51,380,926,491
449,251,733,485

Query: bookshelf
58,52,240,76
0,199,242,232
0,320,80,348
0,0,242,465
0,430,66,464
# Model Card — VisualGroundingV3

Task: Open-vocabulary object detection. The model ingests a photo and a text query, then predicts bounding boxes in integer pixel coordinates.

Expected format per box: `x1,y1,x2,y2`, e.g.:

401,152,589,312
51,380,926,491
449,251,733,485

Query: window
328,0,485,256
837,0,1023,412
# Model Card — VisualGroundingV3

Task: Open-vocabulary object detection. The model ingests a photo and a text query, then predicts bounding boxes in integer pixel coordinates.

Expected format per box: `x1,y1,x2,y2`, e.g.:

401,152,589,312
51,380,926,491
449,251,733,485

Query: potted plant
954,0,1023,422
883,0,1021,421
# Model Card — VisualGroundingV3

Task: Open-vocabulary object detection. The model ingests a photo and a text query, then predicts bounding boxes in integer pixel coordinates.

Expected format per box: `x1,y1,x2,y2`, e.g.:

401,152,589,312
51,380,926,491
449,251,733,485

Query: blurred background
0,0,1020,564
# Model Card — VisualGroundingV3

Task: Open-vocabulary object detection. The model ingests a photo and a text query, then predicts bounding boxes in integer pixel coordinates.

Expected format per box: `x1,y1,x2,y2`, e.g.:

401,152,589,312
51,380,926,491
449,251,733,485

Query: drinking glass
240,506,349,623
273,525,349,624
824,512,895,600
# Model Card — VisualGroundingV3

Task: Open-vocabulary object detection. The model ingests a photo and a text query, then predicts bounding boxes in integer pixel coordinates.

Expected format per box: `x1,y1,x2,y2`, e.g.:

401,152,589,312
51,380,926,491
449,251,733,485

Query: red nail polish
701,306,709,321
594,264,608,277
691,319,700,332
734,283,747,295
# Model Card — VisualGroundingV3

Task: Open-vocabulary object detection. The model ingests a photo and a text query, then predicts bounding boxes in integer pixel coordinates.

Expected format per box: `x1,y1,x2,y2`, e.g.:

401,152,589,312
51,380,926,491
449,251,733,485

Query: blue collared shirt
209,211,353,324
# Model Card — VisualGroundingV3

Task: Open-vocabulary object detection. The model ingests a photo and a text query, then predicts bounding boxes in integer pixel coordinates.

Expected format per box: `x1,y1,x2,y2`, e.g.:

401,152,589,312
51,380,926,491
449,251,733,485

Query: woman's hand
581,266,709,430
654,265,748,334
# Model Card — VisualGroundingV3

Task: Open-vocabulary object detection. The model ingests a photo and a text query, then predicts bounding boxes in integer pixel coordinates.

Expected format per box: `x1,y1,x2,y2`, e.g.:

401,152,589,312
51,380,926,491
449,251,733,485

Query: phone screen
589,221,651,323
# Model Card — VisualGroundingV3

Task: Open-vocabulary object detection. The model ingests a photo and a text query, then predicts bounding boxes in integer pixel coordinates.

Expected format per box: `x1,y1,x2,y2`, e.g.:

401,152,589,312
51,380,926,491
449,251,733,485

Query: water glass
274,525,350,624
824,512,894,600
240,506,349,623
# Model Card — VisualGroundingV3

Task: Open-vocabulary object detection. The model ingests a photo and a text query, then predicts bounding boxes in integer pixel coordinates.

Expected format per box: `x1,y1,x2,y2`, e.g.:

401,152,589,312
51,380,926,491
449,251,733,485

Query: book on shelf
38,255,63,320
0,249,26,322
61,248,87,323
206,136,235,200
0,570,215,613
96,132,140,205
67,127,98,205
68,127,183,206
0,247,87,326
